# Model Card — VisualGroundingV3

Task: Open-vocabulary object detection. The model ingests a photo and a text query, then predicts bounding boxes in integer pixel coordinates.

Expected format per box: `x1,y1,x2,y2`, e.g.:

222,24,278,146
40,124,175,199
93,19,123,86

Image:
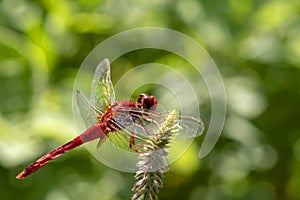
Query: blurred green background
1,0,300,200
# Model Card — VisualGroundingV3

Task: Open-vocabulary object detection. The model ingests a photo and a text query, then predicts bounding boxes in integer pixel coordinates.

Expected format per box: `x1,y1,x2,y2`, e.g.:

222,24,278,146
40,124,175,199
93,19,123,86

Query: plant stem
132,110,179,200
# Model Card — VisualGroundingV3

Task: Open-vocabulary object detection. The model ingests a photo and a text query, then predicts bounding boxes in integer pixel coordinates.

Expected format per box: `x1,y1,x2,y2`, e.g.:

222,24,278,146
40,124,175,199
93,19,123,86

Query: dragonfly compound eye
137,94,158,111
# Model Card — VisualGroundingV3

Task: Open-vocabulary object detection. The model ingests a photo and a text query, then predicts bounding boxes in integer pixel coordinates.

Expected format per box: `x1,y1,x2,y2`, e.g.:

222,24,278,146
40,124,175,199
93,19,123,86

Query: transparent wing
93,107,156,153
94,118,155,172
90,108,203,172
113,108,205,140
173,115,205,140
90,58,115,113
76,90,99,129
100,127,150,153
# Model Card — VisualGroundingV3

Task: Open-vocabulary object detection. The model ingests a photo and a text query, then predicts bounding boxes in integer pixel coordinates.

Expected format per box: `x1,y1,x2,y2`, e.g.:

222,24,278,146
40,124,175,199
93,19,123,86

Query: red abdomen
16,123,106,179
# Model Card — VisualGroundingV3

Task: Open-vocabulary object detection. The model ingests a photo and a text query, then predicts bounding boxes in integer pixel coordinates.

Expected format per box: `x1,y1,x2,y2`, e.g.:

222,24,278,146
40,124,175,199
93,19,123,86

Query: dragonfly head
136,93,158,111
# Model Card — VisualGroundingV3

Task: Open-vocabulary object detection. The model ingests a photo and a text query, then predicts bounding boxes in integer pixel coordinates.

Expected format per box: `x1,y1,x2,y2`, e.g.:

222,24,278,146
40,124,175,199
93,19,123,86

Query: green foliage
0,0,300,200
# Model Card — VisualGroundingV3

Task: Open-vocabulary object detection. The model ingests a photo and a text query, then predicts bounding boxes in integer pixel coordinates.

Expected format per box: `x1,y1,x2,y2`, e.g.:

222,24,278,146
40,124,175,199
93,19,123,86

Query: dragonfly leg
129,126,156,153
129,134,141,153
96,137,106,148
129,119,161,153
135,118,152,136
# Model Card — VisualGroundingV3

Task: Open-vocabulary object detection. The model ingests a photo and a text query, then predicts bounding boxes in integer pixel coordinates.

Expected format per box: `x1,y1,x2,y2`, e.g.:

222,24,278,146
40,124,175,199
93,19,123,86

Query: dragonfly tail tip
16,172,25,179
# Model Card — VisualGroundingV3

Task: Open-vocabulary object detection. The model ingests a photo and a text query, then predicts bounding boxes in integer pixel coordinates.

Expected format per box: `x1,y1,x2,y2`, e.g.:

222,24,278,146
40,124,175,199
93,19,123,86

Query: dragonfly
16,58,204,179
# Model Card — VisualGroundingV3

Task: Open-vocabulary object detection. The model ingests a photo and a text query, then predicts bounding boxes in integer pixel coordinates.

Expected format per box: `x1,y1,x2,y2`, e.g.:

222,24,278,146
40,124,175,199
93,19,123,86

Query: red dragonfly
16,59,204,179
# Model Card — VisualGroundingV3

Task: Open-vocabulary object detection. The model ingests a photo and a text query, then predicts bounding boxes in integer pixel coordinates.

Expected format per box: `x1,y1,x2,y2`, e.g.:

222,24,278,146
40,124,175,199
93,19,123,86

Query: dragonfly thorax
98,100,137,132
